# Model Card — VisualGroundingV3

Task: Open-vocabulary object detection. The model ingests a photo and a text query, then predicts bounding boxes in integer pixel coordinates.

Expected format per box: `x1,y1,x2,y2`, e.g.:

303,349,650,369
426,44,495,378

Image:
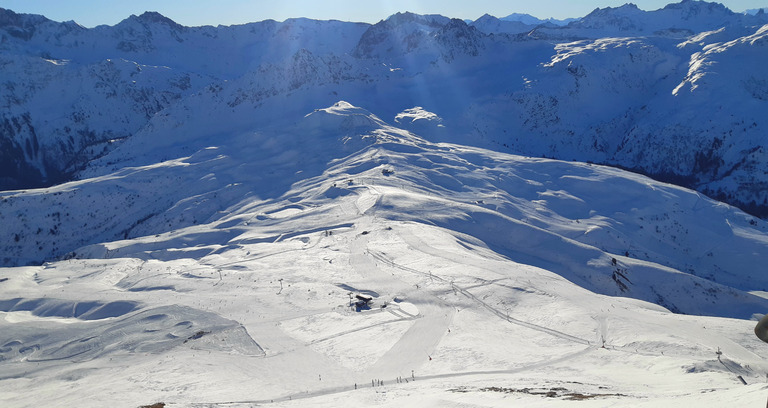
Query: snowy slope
3,101,768,407
500,22,768,216
4,1,768,216
0,7,369,190
0,53,208,188
3,4,768,405
0,8,370,76
532,0,768,39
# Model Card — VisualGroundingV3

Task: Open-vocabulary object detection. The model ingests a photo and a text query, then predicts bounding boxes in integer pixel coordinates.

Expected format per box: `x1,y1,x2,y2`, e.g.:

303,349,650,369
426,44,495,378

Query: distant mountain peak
500,12,543,25
662,0,733,14
0,7,49,28
496,12,577,27
384,11,450,28
584,2,643,18
435,18,484,57
123,11,183,29
0,7,21,26
745,8,768,15
559,0,762,37
477,13,495,20
354,12,484,60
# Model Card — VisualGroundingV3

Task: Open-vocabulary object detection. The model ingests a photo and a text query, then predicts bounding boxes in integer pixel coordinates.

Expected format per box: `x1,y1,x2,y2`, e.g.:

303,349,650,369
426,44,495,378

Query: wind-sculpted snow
674,24,768,96
0,302,263,366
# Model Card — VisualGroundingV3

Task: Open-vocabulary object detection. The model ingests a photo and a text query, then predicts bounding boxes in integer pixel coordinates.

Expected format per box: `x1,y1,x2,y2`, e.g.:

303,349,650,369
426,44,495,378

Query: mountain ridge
1,0,768,219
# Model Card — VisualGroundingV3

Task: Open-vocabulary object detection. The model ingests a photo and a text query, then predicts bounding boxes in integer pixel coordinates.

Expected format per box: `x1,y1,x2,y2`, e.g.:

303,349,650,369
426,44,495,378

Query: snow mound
394,107,442,125
0,304,263,365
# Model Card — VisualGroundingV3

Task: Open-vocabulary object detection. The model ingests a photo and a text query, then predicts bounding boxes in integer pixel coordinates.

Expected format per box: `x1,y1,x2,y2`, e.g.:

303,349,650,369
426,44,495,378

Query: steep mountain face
501,12,577,26
351,12,452,59
471,13,581,36
470,14,539,35
0,54,205,188
532,0,768,39
0,8,369,190
2,0,768,220
496,23,768,216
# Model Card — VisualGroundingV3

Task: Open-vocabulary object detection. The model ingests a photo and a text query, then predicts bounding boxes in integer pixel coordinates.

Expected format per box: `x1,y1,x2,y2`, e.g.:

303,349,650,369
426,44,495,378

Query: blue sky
0,0,765,27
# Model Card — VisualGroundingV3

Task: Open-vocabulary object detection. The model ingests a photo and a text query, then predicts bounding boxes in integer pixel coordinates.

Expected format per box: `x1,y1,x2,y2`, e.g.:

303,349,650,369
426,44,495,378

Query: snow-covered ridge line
2,0,768,219
2,101,768,407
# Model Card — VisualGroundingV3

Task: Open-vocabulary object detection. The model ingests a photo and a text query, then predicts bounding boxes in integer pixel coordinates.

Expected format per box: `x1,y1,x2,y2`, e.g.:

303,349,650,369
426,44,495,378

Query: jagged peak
122,11,183,29
353,12,450,58
436,17,481,37
138,11,179,25
661,0,734,15
62,20,86,29
0,7,50,28
384,12,450,28
0,7,21,25
474,13,498,23
441,18,471,29
434,18,484,59
584,3,642,18
500,12,547,25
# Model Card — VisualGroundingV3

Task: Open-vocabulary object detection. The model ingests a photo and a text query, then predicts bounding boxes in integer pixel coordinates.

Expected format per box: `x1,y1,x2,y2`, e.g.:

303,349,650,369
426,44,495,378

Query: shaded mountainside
2,2,768,218
0,7,370,190
2,100,768,314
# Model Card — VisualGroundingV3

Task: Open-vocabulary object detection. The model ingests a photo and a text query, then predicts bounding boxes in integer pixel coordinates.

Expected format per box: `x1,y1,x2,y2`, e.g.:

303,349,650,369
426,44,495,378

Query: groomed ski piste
3,100,768,407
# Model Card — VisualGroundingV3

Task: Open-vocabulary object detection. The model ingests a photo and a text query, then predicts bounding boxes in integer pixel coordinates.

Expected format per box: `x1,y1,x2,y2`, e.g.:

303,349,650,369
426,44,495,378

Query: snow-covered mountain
531,0,768,39
471,13,540,35
745,8,768,15
4,2,768,406
471,13,577,35
3,99,768,407
0,7,369,189
3,1,768,217
501,12,577,26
